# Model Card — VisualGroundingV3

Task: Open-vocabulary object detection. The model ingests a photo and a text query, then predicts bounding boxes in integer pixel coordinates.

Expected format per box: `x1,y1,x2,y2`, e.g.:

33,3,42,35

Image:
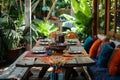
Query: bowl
50,43,67,53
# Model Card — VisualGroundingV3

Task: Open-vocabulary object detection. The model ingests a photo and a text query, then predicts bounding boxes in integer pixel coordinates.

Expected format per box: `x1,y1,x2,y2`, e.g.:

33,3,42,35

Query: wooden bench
0,51,31,80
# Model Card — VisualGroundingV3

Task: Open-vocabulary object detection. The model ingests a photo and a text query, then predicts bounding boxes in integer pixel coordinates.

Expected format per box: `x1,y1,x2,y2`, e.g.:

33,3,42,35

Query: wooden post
25,0,32,49
104,0,108,35
92,0,98,35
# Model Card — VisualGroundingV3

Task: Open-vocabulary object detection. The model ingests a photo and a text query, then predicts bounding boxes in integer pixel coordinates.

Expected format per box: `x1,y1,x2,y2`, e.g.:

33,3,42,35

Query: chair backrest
65,32,78,39
49,31,61,39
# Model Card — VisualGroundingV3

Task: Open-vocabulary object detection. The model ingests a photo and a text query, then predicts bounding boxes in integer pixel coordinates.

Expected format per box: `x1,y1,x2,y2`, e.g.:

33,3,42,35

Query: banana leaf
71,0,92,27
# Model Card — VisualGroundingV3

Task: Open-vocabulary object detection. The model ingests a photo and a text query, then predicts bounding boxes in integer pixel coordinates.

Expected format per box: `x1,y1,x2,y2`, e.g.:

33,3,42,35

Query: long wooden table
16,46,95,67
15,39,95,80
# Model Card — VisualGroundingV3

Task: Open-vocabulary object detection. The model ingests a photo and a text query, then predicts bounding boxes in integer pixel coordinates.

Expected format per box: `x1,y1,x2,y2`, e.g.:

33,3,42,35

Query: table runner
24,51,88,66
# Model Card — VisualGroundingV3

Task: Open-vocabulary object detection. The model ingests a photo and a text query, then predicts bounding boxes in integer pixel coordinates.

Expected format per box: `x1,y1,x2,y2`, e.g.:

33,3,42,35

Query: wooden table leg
38,66,49,78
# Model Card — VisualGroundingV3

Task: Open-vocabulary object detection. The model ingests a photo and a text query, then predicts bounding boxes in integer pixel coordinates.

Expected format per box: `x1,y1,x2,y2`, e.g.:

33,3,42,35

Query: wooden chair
65,32,78,39
49,31,61,39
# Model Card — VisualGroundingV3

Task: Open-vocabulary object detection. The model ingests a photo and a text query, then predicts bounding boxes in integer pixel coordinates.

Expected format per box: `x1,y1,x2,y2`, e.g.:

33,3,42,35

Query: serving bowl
49,43,67,53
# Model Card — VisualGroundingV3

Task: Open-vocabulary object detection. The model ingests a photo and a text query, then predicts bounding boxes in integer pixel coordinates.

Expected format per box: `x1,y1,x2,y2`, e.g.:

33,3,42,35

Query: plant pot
7,46,25,63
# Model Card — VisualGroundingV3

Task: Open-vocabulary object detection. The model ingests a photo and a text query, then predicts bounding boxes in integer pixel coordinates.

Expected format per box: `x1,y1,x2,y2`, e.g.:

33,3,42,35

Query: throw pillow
89,39,102,58
83,36,96,53
97,44,114,67
109,49,120,76
96,37,110,58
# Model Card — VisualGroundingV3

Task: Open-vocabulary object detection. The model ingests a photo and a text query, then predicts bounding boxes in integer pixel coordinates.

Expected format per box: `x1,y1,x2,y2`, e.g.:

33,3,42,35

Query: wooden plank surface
16,39,95,67
16,55,95,67
76,57,95,65
7,67,29,79
16,58,35,67
16,56,95,67
34,59,49,67
64,57,95,67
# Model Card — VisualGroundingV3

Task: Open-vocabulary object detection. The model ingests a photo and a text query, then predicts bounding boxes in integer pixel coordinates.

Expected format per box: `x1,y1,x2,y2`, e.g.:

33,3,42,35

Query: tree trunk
24,0,32,49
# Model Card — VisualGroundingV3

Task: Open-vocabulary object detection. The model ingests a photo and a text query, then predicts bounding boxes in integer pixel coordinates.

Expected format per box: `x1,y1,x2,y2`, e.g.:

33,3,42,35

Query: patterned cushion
96,37,110,58
89,39,102,58
97,44,114,67
96,42,108,58
109,49,120,76
84,36,96,53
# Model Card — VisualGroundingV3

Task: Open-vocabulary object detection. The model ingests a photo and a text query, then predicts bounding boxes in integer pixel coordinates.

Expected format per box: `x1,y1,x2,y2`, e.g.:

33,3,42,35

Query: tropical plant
60,0,93,42
31,0,71,19
56,0,70,9
0,0,25,63
31,19,58,39
0,14,25,49
0,0,26,49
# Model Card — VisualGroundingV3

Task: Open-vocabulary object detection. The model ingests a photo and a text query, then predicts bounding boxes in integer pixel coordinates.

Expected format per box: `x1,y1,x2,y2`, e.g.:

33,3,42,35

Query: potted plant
0,13,26,63
0,0,27,63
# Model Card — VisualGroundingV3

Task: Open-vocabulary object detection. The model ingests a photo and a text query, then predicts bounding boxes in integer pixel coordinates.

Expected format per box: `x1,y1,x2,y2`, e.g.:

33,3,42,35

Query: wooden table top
16,44,95,67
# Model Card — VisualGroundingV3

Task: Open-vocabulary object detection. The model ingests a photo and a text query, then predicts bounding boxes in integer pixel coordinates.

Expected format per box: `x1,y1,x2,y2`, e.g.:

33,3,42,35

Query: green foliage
60,14,75,21
71,0,92,27
0,14,24,49
61,0,93,41
32,19,58,38
71,0,92,41
0,0,25,49
56,0,70,9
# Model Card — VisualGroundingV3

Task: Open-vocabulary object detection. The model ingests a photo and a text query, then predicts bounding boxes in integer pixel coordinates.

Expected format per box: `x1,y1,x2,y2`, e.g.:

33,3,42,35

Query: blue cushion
97,44,114,67
88,58,120,80
83,36,94,53
88,64,120,80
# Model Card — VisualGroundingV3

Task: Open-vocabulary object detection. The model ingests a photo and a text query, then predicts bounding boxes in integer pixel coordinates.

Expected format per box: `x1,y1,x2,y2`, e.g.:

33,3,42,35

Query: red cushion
89,39,102,58
109,49,120,76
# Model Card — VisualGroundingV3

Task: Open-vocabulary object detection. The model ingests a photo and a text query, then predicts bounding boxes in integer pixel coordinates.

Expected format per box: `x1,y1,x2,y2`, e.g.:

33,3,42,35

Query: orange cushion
109,49,120,76
89,39,102,58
